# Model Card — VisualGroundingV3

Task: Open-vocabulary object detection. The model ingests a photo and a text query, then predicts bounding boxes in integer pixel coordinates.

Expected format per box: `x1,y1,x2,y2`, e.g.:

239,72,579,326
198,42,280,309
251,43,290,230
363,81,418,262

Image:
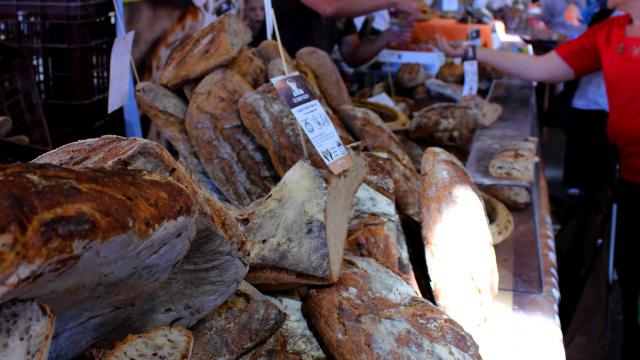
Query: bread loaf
302,256,482,360
436,61,464,84
0,163,196,359
488,137,539,182
481,185,532,209
410,103,478,150
397,63,428,88
229,48,267,88
426,78,462,101
420,147,498,345
241,297,326,360
0,300,55,360
159,14,252,88
190,282,286,360
461,97,503,128
336,105,421,221
0,116,11,137
103,327,193,360
33,136,248,341
296,47,352,111
239,84,323,176
186,68,277,207
481,192,514,245
255,39,293,65
347,152,420,293
266,58,296,79
244,159,366,290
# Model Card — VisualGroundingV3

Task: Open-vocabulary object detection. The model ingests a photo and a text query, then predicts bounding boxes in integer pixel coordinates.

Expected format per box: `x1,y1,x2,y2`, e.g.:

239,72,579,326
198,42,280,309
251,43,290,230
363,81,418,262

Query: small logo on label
287,79,304,96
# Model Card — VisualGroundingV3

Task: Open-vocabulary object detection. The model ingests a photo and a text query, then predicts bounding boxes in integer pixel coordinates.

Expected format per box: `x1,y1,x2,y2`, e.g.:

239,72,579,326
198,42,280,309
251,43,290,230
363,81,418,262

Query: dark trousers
616,178,640,359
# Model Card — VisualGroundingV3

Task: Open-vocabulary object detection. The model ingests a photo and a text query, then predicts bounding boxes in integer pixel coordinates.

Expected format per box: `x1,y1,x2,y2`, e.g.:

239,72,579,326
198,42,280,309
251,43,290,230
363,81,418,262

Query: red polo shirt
556,14,640,183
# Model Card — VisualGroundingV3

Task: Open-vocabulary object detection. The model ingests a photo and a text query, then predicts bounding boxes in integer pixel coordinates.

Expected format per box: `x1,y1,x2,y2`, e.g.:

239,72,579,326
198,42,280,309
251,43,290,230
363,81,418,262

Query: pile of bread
1,14,522,360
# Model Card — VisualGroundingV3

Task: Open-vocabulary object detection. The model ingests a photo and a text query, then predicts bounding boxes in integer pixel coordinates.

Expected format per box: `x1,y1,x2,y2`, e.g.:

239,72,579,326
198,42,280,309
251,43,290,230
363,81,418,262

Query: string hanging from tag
271,7,309,160
111,0,140,84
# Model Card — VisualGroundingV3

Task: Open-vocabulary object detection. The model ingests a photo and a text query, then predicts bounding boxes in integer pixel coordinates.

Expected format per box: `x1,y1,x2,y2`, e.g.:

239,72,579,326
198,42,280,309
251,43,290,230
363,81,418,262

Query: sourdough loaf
481,185,532,209
239,84,322,176
336,105,421,221
295,47,352,111
255,40,293,65
410,103,478,150
302,256,482,360
229,48,267,88
347,152,420,293
420,147,498,344
488,137,539,182
426,78,462,101
190,282,286,360
461,97,503,128
186,68,277,207
0,300,55,360
241,297,326,360
159,13,252,88
397,63,428,88
0,163,196,359
481,192,514,245
436,61,465,84
244,159,366,290
103,327,193,360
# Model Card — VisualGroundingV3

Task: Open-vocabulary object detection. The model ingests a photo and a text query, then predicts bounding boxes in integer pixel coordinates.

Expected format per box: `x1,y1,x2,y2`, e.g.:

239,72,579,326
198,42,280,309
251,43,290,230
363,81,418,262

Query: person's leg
615,179,640,359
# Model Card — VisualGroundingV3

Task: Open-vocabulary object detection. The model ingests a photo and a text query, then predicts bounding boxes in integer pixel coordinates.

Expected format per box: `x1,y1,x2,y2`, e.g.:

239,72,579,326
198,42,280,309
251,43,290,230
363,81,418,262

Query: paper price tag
271,73,351,174
461,46,478,97
468,28,482,47
108,31,135,114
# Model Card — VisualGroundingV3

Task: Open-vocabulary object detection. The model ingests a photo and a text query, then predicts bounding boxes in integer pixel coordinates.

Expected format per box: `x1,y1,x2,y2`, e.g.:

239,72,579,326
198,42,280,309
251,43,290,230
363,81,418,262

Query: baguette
295,47,352,111
159,14,252,88
0,300,55,360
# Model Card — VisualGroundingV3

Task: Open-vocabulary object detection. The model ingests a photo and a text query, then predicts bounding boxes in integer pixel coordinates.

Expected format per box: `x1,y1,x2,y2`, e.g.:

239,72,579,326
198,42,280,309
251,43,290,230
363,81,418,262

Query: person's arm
340,27,413,67
435,35,577,83
300,0,418,20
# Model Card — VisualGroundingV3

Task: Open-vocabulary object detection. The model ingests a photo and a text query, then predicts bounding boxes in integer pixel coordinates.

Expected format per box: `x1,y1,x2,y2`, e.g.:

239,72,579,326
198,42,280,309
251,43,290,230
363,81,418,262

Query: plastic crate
0,43,52,161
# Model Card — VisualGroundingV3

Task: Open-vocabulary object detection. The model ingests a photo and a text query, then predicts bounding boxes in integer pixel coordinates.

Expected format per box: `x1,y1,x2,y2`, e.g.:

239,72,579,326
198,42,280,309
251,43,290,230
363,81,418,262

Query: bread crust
104,327,193,360
481,192,514,245
295,47,352,111
229,48,267,88
397,63,428,88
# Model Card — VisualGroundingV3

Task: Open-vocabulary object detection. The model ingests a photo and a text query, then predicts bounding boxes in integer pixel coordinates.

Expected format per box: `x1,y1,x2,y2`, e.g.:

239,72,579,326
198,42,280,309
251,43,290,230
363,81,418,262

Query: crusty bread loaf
461,97,503,128
397,63,428,88
420,147,498,345
481,185,532,209
104,327,193,360
159,14,252,88
245,159,366,290
0,116,12,137
436,61,465,84
481,192,514,245
397,134,425,170
33,136,248,343
295,60,333,112
0,300,55,360
190,282,286,360
266,58,296,80
410,103,479,150
295,47,352,111
488,137,539,182
229,48,267,88
0,163,196,359
336,105,421,221
302,256,482,360
186,68,277,207
239,84,323,176
347,152,420,293
255,39,293,65
241,297,326,360
426,78,462,101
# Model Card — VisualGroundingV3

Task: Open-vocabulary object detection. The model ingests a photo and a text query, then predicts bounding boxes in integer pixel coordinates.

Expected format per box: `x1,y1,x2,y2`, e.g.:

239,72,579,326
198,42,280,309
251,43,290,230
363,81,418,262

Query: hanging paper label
264,0,274,40
271,72,351,174
468,28,482,46
461,45,478,97
108,31,135,114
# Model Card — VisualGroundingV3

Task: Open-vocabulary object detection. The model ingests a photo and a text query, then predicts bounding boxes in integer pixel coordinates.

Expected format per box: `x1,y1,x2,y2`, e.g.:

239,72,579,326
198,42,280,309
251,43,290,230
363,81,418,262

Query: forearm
476,47,575,83
301,0,397,18
341,34,391,68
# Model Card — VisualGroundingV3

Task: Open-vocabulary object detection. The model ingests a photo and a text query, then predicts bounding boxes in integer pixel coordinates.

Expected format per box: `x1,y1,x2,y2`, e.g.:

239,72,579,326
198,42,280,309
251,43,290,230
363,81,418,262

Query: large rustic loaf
229,48,267,88
242,297,326,360
103,327,193,360
186,68,277,207
159,13,252,88
0,300,55,360
336,105,421,221
302,256,482,360
420,147,498,344
410,103,478,150
190,282,285,360
347,152,420,293
295,47,352,111
33,136,248,342
436,61,464,84
244,159,366,290
239,84,323,176
397,63,428,88
255,39,293,65
0,163,196,359
461,97,503,128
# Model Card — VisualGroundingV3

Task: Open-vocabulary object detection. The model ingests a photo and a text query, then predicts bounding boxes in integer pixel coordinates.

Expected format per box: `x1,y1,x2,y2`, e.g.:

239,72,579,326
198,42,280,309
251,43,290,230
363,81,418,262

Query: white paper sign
442,0,459,12
108,31,135,114
271,73,351,174
368,92,399,111
461,45,478,97
264,0,273,40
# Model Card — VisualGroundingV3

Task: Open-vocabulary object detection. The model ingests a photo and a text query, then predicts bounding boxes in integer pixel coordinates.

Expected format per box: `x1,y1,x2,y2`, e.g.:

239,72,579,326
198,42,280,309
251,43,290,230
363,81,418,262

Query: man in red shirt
438,0,640,357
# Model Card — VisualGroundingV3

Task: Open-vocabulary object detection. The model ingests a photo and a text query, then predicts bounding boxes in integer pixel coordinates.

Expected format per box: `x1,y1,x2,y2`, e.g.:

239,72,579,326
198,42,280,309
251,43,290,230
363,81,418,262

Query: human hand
564,3,582,27
435,34,465,57
384,26,414,45
392,0,419,23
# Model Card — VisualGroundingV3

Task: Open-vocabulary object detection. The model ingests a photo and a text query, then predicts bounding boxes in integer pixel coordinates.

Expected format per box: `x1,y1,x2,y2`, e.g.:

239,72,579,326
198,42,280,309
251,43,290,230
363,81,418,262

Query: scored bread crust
104,327,193,360
488,138,539,183
481,192,515,245
295,47,352,111
229,48,267,88
397,63,428,88
0,300,56,360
